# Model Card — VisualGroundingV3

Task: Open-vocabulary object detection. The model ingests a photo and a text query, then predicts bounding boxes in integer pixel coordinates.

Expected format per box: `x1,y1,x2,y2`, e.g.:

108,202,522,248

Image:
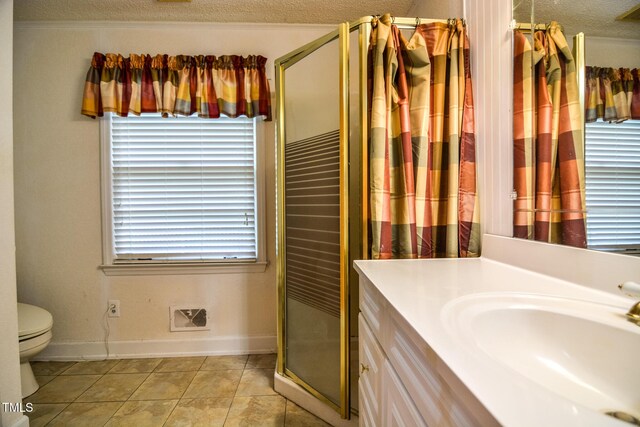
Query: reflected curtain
81,52,271,120
585,66,640,123
513,23,587,248
368,14,479,259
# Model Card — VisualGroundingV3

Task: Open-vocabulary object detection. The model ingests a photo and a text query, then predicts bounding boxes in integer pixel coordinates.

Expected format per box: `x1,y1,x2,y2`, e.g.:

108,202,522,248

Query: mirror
512,0,640,256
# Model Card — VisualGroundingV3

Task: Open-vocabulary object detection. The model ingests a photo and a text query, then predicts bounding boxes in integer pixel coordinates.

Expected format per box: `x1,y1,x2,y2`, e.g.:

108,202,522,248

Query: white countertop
354,255,636,427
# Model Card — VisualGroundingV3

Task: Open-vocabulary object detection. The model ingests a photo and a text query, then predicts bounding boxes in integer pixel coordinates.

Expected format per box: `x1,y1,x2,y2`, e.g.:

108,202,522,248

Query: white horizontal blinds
110,114,257,262
585,120,640,254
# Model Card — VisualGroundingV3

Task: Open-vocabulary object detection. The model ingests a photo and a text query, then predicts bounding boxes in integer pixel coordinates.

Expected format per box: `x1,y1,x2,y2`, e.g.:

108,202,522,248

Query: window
585,119,640,254
100,113,266,274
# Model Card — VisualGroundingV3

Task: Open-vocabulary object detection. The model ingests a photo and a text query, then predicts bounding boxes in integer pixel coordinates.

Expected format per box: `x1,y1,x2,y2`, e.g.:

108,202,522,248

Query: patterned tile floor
25,354,331,427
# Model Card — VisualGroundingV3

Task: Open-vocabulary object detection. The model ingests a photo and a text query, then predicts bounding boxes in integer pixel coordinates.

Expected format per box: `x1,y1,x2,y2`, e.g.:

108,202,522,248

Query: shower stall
274,16,448,421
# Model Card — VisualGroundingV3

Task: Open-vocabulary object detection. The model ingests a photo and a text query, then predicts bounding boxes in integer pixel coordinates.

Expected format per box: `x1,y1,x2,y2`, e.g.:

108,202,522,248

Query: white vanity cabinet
358,314,385,426
355,236,640,427
358,275,498,427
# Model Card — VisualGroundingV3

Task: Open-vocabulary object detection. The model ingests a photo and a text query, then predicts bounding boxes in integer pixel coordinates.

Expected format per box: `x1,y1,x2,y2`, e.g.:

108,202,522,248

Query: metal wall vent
170,306,209,332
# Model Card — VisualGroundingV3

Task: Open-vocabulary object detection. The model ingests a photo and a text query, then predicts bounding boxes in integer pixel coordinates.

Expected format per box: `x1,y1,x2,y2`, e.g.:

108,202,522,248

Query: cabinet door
358,314,384,426
381,360,427,427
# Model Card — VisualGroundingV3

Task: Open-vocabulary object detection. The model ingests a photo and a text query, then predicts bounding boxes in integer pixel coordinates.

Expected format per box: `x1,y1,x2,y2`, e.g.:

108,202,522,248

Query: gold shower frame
274,16,448,419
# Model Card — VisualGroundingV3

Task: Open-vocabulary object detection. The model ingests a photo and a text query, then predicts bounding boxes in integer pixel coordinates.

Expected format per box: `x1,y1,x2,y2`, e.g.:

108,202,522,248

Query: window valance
81,52,271,121
586,66,639,123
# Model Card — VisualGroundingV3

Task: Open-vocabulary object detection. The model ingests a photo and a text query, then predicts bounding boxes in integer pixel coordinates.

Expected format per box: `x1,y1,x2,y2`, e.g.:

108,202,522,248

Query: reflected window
585,119,640,254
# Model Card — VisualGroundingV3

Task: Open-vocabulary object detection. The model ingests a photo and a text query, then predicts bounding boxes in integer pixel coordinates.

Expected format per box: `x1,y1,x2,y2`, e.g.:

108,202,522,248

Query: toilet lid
18,303,53,338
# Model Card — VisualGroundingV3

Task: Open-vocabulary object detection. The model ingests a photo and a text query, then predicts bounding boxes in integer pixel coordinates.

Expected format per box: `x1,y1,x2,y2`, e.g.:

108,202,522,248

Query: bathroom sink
442,293,640,422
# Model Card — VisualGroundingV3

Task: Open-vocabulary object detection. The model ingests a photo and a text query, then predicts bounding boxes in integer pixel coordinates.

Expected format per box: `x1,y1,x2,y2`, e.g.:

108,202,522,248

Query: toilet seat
18,303,53,340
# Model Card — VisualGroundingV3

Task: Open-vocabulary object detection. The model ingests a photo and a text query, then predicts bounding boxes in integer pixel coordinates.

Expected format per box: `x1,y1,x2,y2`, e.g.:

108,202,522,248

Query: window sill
99,261,268,276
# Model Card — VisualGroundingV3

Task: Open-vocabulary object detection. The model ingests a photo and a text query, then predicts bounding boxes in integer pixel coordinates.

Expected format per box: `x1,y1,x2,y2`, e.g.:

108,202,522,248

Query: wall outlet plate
108,299,120,317
170,306,209,331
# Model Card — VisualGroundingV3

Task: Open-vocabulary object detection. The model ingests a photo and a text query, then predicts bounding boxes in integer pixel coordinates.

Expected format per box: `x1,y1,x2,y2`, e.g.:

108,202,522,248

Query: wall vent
170,306,209,332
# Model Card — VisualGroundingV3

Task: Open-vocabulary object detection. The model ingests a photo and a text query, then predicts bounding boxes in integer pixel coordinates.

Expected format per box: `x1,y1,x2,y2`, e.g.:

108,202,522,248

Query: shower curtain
368,14,480,259
513,23,587,248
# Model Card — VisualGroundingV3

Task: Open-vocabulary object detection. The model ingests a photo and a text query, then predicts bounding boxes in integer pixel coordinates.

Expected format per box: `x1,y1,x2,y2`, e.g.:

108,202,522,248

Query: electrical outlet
108,299,120,317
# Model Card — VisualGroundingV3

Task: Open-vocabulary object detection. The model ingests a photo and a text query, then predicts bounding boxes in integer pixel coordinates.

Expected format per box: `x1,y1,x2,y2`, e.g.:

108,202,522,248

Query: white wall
0,0,29,426
583,36,640,69
465,0,514,239
407,0,463,18
13,21,333,359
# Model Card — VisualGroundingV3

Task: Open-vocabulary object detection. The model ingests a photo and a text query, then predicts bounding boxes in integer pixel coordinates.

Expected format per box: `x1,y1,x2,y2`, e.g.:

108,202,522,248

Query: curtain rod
513,22,564,32
349,15,449,31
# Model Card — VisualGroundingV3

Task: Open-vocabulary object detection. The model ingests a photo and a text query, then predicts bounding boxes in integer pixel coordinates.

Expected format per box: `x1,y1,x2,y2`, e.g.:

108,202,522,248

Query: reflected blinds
285,130,341,317
109,114,257,261
585,120,640,253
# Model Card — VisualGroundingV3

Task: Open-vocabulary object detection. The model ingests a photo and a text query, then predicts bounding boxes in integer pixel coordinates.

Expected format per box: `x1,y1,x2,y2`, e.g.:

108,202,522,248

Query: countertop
354,255,636,427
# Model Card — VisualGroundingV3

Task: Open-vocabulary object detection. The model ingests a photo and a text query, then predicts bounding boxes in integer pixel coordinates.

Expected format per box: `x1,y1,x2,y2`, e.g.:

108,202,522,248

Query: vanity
355,234,640,426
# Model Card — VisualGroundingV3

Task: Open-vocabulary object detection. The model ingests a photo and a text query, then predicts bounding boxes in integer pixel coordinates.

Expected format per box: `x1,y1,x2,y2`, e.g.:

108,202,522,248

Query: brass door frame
275,24,350,418
275,16,449,420
572,32,587,212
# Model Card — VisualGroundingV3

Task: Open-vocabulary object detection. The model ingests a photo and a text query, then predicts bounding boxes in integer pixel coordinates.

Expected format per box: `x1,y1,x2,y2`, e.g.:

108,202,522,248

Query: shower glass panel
281,36,342,407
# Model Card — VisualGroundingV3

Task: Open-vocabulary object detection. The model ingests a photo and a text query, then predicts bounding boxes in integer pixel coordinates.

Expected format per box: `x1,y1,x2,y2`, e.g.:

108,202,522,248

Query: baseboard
33,335,276,361
7,414,29,427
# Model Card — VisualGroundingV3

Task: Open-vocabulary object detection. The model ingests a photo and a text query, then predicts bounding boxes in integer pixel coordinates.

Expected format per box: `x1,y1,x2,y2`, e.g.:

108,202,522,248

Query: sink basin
442,293,640,421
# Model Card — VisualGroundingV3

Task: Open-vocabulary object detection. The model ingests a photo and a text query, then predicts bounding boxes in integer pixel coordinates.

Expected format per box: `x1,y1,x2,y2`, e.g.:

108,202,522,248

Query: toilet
18,303,53,398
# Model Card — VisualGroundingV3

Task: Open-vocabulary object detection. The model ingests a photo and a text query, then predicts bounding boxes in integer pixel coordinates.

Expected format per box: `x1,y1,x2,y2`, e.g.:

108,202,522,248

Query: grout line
160,399,181,427
165,377,193,413
243,354,250,370
284,398,289,425
152,358,166,373
117,371,153,403
59,368,142,426
39,402,70,427
221,356,250,426
35,354,289,426
161,361,204,425
100,401,125,427
58,361,77,376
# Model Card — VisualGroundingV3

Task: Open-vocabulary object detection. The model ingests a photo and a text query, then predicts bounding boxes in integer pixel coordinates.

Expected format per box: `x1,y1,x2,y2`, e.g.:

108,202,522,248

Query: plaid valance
81,52,271,120
586,66,639,123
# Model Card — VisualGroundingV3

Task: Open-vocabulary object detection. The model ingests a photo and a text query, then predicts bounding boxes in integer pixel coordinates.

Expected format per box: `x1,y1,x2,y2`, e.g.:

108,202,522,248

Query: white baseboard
34,335,276,361
8,415,29,427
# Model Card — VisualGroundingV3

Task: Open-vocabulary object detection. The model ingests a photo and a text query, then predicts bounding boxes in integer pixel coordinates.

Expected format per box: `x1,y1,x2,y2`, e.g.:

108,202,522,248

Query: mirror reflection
512,0,640,256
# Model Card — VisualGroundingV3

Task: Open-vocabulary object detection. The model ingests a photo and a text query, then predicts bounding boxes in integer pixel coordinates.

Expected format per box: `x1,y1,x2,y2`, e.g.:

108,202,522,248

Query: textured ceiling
513,0,640,39
13,0,415,24
14,0,640,39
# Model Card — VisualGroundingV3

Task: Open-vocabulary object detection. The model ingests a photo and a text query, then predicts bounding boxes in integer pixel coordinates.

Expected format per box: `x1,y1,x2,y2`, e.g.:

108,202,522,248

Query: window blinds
110,114,257,262
585,120,640,254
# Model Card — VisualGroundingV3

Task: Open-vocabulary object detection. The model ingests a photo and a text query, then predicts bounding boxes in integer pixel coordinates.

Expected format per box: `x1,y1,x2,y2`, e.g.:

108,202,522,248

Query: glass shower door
275,24,350,417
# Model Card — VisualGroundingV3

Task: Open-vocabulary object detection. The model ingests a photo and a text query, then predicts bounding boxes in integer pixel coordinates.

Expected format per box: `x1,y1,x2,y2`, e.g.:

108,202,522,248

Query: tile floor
25,354,331,427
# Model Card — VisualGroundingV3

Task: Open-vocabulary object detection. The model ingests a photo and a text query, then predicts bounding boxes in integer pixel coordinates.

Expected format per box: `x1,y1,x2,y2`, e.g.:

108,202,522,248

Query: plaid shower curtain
81,52,271,120
369,15,479,259
513,23,587,248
